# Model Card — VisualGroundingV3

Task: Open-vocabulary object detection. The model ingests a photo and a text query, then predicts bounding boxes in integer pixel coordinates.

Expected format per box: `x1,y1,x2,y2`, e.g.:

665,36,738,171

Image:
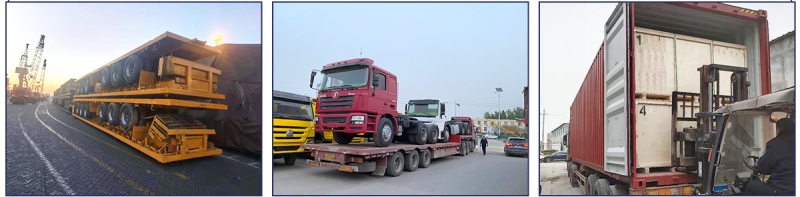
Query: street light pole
495,87,503,135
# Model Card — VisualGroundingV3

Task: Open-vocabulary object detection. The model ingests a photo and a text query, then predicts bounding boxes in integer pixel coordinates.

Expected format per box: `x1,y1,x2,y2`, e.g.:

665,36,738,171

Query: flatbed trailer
301,135,473,177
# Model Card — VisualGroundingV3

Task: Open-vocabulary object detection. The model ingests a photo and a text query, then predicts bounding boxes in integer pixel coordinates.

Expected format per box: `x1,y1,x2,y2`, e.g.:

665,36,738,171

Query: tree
483,107,525,119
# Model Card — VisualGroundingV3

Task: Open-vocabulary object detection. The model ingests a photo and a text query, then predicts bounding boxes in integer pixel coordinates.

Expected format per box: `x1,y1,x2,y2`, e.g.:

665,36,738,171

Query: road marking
34,104,155,195
43,103,192,180
218,154,260,169
16,107,76,195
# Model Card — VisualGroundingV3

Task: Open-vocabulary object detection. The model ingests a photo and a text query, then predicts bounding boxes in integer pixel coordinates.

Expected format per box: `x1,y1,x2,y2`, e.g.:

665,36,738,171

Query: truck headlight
351,116,365,124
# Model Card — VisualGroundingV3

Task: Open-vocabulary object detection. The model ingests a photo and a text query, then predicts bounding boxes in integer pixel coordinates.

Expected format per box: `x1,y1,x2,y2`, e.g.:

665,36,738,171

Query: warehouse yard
6,102,262,195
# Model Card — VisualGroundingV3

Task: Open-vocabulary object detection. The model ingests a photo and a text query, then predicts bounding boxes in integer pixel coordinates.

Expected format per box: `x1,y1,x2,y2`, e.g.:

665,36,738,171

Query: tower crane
27,35,46,91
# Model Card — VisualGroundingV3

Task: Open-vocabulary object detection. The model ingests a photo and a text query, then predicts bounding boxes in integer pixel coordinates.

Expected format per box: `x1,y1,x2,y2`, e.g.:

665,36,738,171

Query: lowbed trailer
301,135,474,176
66,32,228,163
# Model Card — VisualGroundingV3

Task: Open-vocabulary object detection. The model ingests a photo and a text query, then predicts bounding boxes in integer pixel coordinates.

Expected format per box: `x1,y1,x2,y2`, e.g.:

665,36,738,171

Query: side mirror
372,70,380,86
310,71,317,89
562,135,568,146
404,104,409,114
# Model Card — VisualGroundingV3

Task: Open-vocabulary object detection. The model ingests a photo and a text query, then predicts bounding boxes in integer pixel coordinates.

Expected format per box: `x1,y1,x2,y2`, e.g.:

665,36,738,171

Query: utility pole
541,109,548,150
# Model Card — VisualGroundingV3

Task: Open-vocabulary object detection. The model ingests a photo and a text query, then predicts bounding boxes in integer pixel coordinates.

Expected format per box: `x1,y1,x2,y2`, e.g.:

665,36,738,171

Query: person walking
480,136,489,155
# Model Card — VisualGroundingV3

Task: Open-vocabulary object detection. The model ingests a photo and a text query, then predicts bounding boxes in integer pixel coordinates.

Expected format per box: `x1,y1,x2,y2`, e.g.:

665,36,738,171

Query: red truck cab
310,58,399,147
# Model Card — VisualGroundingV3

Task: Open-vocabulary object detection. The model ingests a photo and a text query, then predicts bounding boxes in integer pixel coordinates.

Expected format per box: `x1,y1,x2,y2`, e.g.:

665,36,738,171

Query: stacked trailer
69,32,228,163
52,78,77,112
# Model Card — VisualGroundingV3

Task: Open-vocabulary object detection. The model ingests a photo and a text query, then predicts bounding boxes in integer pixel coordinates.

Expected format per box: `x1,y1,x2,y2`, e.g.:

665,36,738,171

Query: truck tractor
309,58,441,147
273,90,317,165
404,99,475,146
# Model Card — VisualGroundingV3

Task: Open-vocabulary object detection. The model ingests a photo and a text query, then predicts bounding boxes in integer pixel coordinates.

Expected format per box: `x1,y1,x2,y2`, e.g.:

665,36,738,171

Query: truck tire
403,150,419,172
457,142,467,156
569,164,580,187
469,141,475,152
107,103,121,126
441,126,451,143
111,62,124,87
419,149,431,168
123,54,144,85
595,178,611,195
85,103,94,119
385,152,404,177
283,154,297,165
425,124,438,144
409,124,427,145
374,117,394,147
333,132,354,145
119,104,139,132
98,103,108,123
101,67,112,89
587,174,599,195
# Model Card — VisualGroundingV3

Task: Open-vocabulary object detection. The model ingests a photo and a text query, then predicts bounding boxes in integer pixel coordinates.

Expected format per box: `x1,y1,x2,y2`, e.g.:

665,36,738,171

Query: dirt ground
539,161,583,195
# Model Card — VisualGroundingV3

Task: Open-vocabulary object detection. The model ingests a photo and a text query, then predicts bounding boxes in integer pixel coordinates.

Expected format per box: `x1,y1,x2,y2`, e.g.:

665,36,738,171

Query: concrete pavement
539,161,583,195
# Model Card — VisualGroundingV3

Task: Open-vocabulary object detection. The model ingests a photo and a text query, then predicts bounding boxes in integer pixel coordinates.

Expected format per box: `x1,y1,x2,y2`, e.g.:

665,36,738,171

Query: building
770,31,795,92
547,123,569,151
472,118,527,134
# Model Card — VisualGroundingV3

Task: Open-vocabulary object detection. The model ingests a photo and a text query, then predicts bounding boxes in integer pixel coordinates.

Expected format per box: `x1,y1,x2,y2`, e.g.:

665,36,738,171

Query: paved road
6,102,262,195
273,139,529,195
540,161,583,195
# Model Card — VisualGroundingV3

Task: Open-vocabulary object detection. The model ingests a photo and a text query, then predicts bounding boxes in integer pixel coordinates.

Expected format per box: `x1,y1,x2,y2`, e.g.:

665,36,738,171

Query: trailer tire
98,103,108,123
386,152,404,177
419,149,431,168
587,174,598,195
468,141,475,152
107,103,121,126
111,62,124,87
284,154,297,165
101,67,112,88
374,117,394,147
85,103,94,119
403,150,419,172
119,104,138,132
409,124,427,145
332,132,354,145
123,54,144,85
595,178,611,195
458,142,467,156
569,164,579,187
425,124,438,144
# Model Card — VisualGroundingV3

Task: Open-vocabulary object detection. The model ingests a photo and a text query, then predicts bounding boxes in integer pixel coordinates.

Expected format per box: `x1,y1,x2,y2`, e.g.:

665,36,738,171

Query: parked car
541,151,567,163
503,137,528,157
539,152,545,160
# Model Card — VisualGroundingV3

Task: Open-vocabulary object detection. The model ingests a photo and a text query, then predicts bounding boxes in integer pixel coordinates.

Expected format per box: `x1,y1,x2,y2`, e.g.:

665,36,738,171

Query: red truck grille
323,117,346,123
319,95,354,109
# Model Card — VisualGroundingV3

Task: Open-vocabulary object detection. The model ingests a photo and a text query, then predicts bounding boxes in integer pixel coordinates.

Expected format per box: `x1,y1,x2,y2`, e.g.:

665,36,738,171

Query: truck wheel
333,132,354,145
374,117,394,147
441,127,451,143
465,143,470,155
119,104,139,132
419,149,431,168
98,103,108,123
123,54,144,85
587,174,598,195
409,124,427,145
403,150,419,172
385,152,404,177
458,142,467,156
469,141,475,152
107,103,121,126
569,163,580,187
101,67,112,89
425,124,438,144
283,154,297,165
111,62,124,87
595,178,611,195
85,103,94,119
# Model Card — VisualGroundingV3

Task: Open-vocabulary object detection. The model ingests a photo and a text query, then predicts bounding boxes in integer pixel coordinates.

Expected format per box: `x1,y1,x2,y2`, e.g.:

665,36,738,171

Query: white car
485,134,498,139
539,153,545,160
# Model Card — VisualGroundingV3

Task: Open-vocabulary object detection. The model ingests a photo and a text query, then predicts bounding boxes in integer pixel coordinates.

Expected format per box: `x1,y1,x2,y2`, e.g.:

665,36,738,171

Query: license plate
324,153,335,161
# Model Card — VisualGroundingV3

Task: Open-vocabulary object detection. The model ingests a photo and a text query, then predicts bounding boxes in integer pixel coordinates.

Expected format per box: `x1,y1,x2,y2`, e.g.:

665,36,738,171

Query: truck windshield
712,110,776,189
320,65,368,91
407,104,438,117
273,98,313,121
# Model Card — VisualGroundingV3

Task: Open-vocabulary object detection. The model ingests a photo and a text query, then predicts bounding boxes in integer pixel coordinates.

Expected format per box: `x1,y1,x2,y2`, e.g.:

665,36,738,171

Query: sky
273,3,529,119
539,2,796,139
6,2,261,94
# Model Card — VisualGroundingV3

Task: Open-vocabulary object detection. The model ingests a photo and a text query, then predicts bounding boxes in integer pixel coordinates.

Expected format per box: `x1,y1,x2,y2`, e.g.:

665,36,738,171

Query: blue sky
273,3,529,119
6,2,261,94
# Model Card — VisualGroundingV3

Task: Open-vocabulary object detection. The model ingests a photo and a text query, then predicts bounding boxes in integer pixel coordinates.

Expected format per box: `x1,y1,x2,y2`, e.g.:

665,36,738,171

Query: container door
603,3,630,176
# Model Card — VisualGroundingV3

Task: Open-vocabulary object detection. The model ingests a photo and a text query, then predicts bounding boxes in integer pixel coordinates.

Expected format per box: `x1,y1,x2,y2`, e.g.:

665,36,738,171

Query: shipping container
566,2,772,195
769,31,795,92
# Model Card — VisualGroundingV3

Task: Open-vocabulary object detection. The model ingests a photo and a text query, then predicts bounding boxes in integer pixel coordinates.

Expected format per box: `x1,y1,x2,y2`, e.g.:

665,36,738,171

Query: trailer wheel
457,142,467,156
595,178,611,195
98,103,108,123
409,124,427,145
403,150,419,172
85,103,94,119
419,149,431,168
569,164,579,187
468,141,475,152
119,104,139,132
111,62,124,87
425,124,438,144
333,132,355,145
123,54,144,85
283,154,297,165
385,152,404,177
101,67,112,89
586,174,598,195
107,103,121,126
374,117,394,147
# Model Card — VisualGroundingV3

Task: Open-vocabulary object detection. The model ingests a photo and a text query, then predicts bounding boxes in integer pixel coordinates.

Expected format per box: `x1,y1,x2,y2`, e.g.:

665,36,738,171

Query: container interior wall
568,46,606,170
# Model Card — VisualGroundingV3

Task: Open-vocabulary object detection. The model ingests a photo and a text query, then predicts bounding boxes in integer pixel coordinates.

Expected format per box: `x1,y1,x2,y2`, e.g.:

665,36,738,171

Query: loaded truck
272,90,316,165
52,79,76,112
300,58,476,176
562,2,787,195
65,32,227,163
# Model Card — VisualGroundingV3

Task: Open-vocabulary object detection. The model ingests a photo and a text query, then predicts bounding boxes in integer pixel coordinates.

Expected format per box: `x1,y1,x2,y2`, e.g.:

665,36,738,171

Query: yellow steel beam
72,114,222,163
74,87,225,100
72,98,227,110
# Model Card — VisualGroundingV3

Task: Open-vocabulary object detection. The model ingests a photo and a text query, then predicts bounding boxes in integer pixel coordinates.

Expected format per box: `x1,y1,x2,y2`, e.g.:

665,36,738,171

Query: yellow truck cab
273,90,316,165
312,98,367,143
